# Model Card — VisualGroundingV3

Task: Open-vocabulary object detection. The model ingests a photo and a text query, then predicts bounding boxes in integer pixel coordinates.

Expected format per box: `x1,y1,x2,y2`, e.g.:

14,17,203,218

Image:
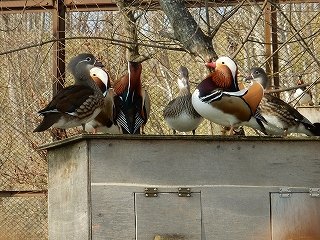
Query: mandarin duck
33,53,105,133
83,67,118,134
112,61,150,134
293,76,313,106
246,67,320,136
191,56,266,135
163,66,203,135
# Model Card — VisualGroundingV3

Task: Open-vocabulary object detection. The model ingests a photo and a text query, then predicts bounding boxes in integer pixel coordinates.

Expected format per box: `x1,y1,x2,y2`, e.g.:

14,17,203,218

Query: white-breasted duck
293,76,313,106
163,66,203,135
83,67,118,134
191,56,266,135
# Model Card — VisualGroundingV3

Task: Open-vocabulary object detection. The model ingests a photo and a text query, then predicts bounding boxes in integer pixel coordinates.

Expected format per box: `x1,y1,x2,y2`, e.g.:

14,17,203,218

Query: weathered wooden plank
91,185,136,240
90,138,320,188
47,140,91,240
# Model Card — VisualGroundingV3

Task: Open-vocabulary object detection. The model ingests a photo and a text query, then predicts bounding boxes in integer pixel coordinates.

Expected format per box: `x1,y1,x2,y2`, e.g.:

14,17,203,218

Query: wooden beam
51,0,67,141
271,2,280,97
0,190,47,197
1,0,320,13
52,0,66,96
264,3,272,77
0,0,54,13
0,0,52,8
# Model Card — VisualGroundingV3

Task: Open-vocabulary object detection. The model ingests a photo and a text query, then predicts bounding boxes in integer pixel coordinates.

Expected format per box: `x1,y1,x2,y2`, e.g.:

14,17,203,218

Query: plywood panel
271,193,320,240
135,192,201,240
201,187,271,240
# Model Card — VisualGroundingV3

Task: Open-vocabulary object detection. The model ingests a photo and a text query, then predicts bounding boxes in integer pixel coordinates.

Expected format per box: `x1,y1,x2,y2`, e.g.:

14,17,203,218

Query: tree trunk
115,0,149,62
158,0,217,62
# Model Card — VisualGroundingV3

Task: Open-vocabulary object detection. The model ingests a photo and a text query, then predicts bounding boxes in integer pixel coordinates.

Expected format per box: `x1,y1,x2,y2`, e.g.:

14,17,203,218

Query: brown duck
33,53,105,133
112,61,150,134
246,67,320,136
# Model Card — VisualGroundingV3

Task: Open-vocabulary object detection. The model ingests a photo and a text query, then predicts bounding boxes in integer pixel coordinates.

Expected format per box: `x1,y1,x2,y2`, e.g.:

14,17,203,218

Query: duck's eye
93,73,97,76
221,61,225,64
86,57,91,61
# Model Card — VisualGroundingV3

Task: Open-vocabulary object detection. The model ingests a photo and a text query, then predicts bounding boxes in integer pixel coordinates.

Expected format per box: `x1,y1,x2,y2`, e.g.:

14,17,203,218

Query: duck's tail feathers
309,122,320,136
33,113,61,132
254,109,268,135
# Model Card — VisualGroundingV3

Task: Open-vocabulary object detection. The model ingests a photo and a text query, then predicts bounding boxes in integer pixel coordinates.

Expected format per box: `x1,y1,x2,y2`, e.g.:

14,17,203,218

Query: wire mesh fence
0,193,47,240
0,1,319,239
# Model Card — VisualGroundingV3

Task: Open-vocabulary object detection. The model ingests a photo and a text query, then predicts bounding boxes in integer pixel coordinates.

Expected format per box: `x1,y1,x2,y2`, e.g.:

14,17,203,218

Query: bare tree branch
232,0,268,58
265,82,319,93
261,10,320,67
0,36,187,56
115,0,150,62
272,2,320,68
208,0,246,38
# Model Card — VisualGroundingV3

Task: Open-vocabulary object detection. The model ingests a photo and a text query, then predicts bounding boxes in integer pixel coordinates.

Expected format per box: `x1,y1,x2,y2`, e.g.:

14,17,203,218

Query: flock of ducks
34,53,149,135
33,53,320,137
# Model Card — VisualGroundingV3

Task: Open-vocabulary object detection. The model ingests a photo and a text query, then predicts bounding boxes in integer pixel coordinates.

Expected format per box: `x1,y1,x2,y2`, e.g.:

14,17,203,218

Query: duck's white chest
192,90,238,127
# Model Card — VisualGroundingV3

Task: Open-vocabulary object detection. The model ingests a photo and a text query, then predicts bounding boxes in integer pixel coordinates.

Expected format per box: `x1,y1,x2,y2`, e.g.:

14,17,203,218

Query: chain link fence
0,1,319,239
0,193,47,240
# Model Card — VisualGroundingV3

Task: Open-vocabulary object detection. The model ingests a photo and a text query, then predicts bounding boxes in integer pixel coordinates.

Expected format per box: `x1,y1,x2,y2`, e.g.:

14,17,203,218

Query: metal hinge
178,187,191,197
309,188,320,197
144,187,192,197
279,188,291,198
144,188,158,197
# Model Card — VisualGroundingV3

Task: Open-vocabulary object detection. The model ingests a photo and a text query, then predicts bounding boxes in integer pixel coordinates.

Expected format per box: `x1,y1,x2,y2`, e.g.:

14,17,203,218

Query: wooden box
40,135,320,240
